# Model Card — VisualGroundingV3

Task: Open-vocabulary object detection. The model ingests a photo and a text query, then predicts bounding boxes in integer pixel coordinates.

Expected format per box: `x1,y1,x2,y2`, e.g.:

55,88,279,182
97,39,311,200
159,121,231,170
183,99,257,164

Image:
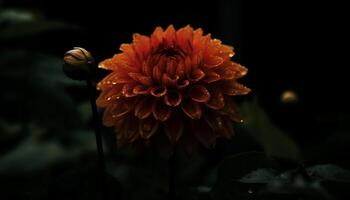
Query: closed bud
63,47,95,80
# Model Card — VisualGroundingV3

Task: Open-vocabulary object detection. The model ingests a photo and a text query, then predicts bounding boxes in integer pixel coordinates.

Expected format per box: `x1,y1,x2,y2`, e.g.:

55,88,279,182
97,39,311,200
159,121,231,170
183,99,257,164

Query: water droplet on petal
107,97,112,101
229,53,234,57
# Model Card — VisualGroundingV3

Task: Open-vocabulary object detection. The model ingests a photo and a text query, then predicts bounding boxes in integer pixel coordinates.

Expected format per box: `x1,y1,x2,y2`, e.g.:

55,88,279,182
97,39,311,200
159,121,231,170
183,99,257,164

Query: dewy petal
164,90,182,107
164,112,183,143
150,86,167,97
221,80,251,96
189,85,210,103
152,99,172,121
135,97,154,119
192,119,217,148
181,99,202,119
205,88,225,109
96,85,123,107
122,83,137,97
139,116,159,139
128,72,153,86
101,71,133,84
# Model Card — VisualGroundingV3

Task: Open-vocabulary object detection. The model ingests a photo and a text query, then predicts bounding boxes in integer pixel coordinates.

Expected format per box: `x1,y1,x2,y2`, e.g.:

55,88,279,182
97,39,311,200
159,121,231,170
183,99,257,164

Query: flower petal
221,81,251,96
164,90,182,107
151,27,164,49
192,119,217,148
128,72,153,86
218,98,242,122
164,112,183,143
164,25,176,47
205,89,225,109
96,85,123,107
202,71,221,83
204,111,232,138
135,97,154,119
181,99,202,119
152,99,172,121
189,85,210,103
150,86,167,97
122,84,137,97
139,117,159,139
204,56,223,68
133,85,149,95
102,98,134,126
188,68,205,82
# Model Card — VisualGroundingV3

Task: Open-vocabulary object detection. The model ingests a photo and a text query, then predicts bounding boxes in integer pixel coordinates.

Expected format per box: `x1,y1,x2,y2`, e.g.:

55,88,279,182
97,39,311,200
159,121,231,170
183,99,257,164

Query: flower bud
63,47,95,80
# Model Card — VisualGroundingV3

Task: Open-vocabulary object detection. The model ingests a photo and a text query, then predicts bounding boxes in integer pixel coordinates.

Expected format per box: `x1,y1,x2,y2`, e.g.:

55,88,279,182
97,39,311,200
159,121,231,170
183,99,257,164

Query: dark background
1,0,349,199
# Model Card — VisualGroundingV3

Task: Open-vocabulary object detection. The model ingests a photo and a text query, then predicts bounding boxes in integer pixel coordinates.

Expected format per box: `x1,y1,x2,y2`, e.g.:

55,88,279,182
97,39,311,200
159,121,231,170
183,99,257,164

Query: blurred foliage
0,8,349,200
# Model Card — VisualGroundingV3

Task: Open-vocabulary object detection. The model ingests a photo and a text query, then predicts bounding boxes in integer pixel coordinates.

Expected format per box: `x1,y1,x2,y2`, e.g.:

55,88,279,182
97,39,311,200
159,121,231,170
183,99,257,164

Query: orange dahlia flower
96,25,250,153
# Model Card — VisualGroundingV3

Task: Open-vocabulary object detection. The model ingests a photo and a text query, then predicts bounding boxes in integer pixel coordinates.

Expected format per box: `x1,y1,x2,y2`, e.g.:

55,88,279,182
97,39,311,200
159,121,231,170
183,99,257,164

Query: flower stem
168,152,175,200
87,79,107,197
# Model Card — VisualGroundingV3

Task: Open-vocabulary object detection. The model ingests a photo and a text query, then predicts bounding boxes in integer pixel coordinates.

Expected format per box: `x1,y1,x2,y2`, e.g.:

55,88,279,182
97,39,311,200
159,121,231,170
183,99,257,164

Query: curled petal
205,89,225,109
133,85,149,95
202,71,221,83
177,79,189,89
152,99,172,121
189,85,210,103
135,97,154,119
164,112,183,143
150,86,167,97
122,84,137,97
221,81,251,96
188,68,205,82
139,117,159,139
162,73,179,87
181,99,202,119
164,90,182,107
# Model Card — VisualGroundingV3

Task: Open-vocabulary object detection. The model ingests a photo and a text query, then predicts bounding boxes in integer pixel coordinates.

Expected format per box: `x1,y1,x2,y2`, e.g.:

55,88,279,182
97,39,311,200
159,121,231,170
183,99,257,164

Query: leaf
212,152,280,200
239,98,301,161
307,164,350,182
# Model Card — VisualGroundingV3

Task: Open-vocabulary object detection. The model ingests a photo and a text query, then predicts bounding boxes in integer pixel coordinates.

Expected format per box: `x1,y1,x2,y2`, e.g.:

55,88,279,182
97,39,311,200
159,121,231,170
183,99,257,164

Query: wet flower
96,25,250,154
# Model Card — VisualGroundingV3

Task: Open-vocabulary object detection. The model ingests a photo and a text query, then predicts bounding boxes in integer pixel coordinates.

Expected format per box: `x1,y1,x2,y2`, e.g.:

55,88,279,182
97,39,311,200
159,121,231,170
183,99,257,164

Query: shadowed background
1,0,349,199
